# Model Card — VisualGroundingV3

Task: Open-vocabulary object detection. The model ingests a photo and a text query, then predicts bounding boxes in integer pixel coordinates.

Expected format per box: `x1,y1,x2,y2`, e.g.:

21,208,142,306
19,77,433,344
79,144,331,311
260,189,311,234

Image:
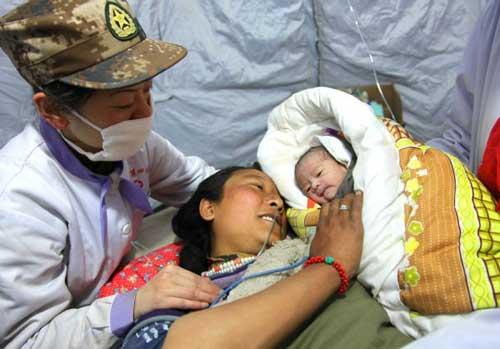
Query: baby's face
295,148,348,204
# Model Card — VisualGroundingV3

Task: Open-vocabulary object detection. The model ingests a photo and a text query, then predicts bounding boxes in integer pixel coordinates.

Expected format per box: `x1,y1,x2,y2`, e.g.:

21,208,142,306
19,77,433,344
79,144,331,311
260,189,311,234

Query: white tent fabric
316,1,487,141
0,0,487,168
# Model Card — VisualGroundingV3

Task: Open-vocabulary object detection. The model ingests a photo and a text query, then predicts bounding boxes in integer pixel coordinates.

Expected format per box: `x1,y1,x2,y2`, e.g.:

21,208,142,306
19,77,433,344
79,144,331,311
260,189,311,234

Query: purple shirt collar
39,119,152,245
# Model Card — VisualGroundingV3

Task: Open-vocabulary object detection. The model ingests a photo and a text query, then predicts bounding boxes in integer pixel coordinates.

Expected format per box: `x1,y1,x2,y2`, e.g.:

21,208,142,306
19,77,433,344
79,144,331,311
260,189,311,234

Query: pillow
385,118,500,315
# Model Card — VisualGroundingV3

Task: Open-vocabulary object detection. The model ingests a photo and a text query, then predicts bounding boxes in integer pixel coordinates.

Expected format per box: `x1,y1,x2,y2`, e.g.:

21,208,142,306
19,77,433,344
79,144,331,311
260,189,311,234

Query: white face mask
59,107,153,162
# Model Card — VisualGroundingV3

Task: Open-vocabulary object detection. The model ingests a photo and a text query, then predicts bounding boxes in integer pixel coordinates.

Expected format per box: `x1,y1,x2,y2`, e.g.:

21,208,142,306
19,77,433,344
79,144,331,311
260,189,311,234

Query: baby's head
295,146,349,204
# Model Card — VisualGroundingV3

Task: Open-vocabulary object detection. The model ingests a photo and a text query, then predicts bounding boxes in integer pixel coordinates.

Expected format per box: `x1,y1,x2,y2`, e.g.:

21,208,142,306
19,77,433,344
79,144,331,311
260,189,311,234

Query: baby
295,143,356,204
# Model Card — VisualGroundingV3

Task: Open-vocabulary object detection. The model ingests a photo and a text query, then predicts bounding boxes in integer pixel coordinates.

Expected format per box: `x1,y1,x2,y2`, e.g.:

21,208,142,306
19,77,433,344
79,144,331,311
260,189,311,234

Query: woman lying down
101,166,368,348
257,87,500,338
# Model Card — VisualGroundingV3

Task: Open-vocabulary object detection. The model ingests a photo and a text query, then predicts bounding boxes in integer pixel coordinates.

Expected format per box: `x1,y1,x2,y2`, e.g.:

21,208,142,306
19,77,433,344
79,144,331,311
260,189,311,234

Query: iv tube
346,0,397,121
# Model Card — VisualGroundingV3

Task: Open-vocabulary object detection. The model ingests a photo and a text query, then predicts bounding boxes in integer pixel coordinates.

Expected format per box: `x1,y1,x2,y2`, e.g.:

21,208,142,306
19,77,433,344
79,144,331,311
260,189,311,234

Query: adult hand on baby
133,264,221,320
310,191,364,279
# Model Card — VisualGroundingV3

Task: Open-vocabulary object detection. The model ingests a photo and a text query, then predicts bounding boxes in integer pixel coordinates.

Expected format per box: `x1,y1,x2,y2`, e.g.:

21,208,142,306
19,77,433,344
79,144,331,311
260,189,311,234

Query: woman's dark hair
33,80,94,109
173,166,249,275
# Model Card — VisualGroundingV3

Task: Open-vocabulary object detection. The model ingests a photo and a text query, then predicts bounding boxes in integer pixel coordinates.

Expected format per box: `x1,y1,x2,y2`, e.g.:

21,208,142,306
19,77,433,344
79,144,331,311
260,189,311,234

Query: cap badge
105,1,138,41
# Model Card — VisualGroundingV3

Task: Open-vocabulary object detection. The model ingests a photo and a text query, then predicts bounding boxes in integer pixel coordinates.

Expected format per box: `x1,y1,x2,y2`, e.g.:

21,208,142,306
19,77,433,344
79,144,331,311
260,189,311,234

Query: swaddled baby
258,86,500,339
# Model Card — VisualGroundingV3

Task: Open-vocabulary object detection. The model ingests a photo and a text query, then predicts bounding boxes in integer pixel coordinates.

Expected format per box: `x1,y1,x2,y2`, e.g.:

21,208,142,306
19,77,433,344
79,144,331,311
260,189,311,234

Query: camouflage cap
0,0,187,89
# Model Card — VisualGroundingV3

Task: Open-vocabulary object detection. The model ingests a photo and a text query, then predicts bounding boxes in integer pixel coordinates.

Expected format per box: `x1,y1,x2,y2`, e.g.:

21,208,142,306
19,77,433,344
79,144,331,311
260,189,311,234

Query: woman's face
208,169,287,257
62,80,153,152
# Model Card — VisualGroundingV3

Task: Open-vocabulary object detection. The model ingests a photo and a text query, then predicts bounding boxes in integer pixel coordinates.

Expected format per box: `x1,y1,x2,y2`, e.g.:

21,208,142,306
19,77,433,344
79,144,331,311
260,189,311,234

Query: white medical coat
0,121,214,348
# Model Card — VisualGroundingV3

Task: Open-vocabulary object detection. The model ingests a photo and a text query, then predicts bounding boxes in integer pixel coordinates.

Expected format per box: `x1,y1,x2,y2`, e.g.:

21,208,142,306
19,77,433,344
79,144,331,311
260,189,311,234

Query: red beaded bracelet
304,256,349,295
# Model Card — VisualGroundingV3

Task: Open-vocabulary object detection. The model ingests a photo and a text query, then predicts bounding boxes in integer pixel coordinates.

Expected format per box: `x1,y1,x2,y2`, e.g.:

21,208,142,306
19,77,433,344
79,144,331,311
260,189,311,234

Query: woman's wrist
304,256,349,295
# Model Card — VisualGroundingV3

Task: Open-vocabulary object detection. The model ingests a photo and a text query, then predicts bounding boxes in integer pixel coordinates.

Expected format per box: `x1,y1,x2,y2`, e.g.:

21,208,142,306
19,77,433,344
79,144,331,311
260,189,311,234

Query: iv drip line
257,213,278,257
210,256,308,306
346,0,397,121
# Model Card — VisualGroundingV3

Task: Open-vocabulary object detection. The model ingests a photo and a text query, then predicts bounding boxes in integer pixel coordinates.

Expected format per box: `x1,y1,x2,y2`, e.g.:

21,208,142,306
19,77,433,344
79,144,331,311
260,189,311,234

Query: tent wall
0,0,487,168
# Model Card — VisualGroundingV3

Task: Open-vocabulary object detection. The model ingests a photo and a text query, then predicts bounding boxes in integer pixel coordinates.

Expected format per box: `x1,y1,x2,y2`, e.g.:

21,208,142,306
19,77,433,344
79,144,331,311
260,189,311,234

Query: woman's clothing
99,243,183,298
121,317,176,349
0,120,214,349
120,264,246,349
119,240,411,349
121,281,412,349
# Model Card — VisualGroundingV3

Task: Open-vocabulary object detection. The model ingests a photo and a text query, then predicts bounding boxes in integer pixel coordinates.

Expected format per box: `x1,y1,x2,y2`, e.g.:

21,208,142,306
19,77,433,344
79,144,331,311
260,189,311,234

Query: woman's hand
310,191,364,278
133,264,221,319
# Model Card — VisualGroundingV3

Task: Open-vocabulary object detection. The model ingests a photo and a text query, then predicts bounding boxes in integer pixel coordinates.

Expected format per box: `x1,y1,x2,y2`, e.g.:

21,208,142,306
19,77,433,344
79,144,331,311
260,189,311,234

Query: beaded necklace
202,255,256,278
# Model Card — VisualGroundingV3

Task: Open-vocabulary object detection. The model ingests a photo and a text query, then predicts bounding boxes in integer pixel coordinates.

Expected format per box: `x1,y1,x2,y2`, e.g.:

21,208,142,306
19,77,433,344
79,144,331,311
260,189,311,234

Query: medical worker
428,0,500,199
0,0,219,348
